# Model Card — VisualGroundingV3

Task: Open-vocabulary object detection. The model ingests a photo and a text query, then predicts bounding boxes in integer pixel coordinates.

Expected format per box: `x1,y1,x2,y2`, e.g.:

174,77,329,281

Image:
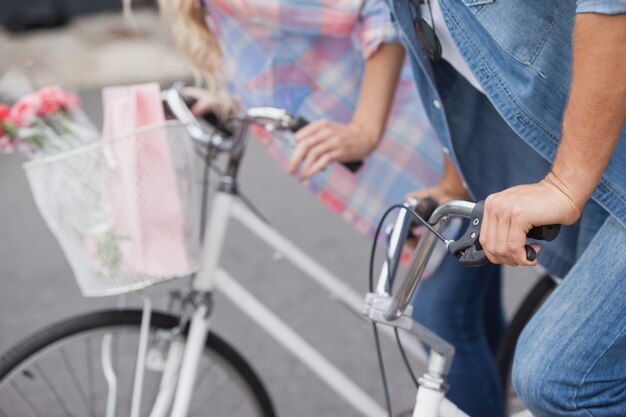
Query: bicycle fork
165,189,234,417
145,282,225,415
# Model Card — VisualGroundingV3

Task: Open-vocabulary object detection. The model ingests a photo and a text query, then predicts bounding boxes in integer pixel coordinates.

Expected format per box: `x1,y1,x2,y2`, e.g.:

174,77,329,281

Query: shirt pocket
460,0,566,67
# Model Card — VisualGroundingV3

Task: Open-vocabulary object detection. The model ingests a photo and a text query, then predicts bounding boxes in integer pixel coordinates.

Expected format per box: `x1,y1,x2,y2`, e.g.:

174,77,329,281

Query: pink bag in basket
102,83,193,277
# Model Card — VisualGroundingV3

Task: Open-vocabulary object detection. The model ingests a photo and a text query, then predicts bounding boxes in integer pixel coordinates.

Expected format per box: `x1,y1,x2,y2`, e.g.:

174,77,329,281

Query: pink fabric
102,83,191,276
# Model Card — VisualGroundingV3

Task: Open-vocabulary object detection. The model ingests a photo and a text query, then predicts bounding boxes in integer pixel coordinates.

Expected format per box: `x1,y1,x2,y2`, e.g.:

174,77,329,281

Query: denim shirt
389,0,626,276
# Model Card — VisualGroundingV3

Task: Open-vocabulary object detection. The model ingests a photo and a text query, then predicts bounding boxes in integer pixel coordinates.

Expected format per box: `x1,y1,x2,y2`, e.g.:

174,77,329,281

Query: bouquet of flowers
0,85,98,158
8,81,200,297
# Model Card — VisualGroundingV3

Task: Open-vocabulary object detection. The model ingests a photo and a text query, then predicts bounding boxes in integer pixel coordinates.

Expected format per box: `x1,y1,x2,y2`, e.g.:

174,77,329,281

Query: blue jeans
412,242,505,417
513,215,626,416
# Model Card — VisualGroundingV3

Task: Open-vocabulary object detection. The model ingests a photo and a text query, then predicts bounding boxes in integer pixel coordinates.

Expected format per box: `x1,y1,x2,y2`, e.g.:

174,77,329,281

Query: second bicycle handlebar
380,199,560,321
163,82,363,173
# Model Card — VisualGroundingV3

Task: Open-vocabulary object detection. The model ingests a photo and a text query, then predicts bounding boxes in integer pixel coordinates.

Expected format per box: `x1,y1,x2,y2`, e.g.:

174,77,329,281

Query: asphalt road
0,89,541,416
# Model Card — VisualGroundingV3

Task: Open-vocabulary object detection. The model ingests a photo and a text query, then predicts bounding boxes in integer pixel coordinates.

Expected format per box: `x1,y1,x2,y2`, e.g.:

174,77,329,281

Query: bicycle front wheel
0,309,276,417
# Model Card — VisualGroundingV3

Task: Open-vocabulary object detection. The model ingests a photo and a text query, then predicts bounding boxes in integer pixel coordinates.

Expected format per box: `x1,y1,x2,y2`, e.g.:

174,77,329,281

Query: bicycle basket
23,121,202,297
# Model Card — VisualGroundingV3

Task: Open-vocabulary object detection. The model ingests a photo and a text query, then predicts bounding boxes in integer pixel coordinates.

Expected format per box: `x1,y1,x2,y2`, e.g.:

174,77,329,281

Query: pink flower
0,104,9,137
10,94,41,127
0,104,9,121
37,85,80,115
63,91,80,107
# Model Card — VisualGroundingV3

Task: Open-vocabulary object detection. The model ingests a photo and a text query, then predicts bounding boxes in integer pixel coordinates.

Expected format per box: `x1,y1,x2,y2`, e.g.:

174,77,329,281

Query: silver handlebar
379,199,476,321
163,83,297,150
163,82,214,145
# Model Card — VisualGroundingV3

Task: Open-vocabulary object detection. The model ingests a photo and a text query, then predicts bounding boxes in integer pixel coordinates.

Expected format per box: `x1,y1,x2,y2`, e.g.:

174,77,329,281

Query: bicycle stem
383,200,475,321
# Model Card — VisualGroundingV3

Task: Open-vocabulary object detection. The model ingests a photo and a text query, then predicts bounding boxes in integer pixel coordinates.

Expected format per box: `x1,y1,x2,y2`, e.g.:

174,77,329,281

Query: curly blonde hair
155,0,223,90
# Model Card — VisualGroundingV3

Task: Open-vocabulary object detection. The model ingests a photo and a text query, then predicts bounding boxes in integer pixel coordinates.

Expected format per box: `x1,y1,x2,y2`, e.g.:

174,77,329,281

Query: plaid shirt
205,0,448,272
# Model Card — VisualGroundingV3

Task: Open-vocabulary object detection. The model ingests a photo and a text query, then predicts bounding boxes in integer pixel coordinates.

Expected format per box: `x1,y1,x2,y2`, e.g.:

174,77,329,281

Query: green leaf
1,120,16,135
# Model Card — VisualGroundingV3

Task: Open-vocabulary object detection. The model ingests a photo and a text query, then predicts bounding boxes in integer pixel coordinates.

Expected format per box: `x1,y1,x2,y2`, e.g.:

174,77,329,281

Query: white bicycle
364,194,559,417
0,82,559,417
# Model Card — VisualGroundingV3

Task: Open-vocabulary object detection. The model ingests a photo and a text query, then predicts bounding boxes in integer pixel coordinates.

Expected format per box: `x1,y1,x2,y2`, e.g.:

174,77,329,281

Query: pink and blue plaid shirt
204,0,447,269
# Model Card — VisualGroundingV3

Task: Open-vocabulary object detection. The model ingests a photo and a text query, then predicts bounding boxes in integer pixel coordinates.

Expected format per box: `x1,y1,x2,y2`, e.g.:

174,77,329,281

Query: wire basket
23,121,202,297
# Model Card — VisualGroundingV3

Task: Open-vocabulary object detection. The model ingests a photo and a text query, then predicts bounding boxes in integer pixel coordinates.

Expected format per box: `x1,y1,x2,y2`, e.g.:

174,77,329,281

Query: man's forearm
549,13,626,212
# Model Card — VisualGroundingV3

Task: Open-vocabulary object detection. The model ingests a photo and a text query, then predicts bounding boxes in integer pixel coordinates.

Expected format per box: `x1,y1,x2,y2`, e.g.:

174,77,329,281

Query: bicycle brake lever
446,201,488,267
447,201,561,267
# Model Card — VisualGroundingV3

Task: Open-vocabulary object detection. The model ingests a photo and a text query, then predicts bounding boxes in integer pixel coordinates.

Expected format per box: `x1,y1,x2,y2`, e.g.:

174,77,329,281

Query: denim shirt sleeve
576,0,626,14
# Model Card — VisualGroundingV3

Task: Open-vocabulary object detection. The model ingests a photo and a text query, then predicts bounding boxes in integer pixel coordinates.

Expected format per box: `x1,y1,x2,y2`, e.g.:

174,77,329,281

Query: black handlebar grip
290,116,363,174
525,245,537,262
522,224,561,262
527,224,561,242
342,161,364,173
407,196,439,237
183,96,197,108
523,225,561,262
290,116,309,133
179,96,233,137
415,197,439,222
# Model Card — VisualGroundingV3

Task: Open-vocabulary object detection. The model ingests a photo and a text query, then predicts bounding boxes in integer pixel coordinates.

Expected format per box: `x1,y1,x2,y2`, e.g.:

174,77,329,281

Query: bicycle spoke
147,369,162,413
114,330,124,417
224,394,247,416
189,364,232,415
128,332,140,416
61,346,90,413
191,361,213,392
85,336,96,417
33,362,76,417
0,312,272,417
187,362,218,415
10,380,44,417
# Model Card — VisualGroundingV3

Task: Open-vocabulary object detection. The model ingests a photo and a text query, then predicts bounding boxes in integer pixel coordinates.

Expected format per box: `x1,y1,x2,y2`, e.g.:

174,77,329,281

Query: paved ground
0,8,188,90
0,10,542,416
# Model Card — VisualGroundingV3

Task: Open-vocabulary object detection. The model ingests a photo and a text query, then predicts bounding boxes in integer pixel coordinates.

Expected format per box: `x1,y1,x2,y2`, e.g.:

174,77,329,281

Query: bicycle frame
150,89,484,417
136,93,431,417
163,190,421,417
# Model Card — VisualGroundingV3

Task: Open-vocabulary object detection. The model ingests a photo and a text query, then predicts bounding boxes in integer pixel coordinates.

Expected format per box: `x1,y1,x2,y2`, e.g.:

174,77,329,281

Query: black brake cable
373,322,393,417
395,327,420,388
368,204,451,413
369,204,448,292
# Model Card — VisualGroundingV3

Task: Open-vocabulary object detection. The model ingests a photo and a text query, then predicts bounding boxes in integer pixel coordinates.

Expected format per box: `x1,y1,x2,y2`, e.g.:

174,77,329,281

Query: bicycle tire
496,274,557,414
0,309,276,417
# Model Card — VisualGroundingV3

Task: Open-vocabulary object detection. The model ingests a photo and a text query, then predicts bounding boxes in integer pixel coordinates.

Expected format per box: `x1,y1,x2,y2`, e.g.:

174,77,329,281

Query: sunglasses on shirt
410,0,442,61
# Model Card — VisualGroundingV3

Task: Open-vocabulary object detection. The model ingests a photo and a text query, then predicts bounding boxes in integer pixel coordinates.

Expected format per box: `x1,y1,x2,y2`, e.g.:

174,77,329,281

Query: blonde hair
155,0,223,90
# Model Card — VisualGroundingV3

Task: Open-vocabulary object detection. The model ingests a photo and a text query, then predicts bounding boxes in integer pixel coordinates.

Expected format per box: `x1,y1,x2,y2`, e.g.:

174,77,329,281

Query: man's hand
480,173,581,266
481,13,626,267
288,119,377,180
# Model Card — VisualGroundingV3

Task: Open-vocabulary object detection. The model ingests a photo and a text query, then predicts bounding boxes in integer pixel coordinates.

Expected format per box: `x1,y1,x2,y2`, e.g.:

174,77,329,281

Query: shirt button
433,99,441,109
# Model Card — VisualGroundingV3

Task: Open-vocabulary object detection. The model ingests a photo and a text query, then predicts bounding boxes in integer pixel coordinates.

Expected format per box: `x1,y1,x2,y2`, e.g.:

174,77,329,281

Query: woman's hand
182,87,239,118
288,119,378,180
286,42,405,180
